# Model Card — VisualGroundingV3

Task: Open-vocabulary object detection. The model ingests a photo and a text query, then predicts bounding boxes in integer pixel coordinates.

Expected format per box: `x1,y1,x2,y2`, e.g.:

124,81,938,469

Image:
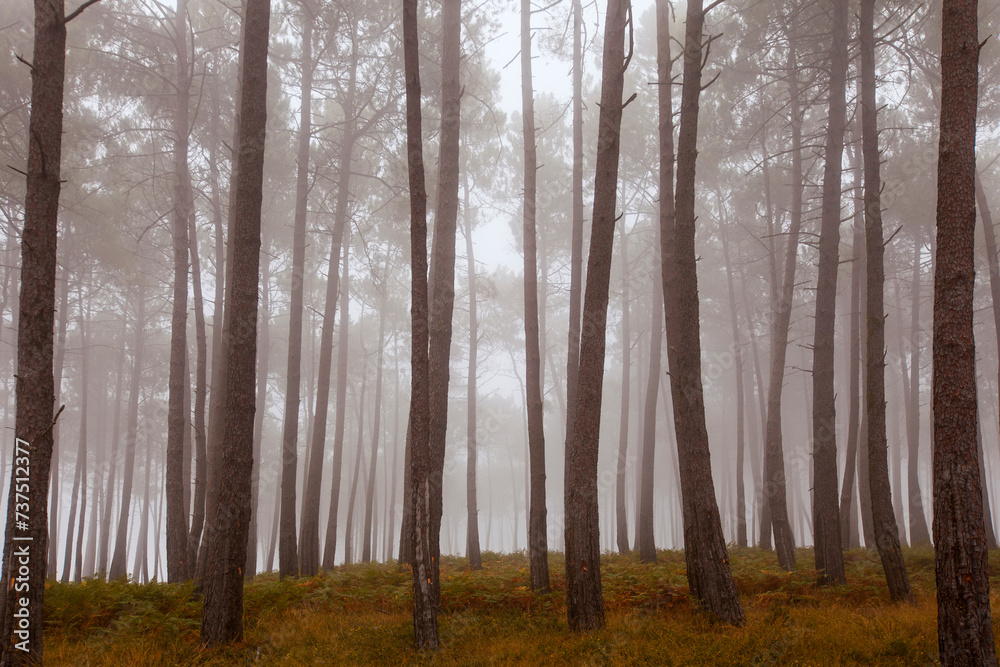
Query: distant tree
932,0,997,663
199,0,270,645
278,0,314,580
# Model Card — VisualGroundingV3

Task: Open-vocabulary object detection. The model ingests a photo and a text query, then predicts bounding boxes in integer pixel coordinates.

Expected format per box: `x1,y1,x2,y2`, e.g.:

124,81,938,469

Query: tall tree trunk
279,1,315,579
860,0,910,601
565,0,628,632
109,291,146,580
47,257,71,579
196,45,240,586
363,305,387,563
811,0,848,585
464,177,482,569
413,0,462,646
520,0,550,591
133,421,154,583
840,141,863,549
904,236,931,546
761,29,802,568
721,218,745,549
563,0,584,523
99,348,125,577
306,29,357,577
187,160,210,580
167,0,193,583
344,356,368,566
662,0,744,625
638,214,664,561
68,300,90,584
322,237,351,570
932,0,996,661
403,0,433,641
386,343,401,562
200,0,269,643
614,225,631,555
247,255,271,578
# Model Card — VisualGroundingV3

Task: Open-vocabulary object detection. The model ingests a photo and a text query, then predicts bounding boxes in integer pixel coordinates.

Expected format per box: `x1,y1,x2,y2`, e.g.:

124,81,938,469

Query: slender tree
661,0,744,624
200,0,270,644
463,178,482,569
615,224,631,555
564,0,629,632
520,0,550,590
166,0,192,583
932,0,996,662
860,0,910,602
278,0,314,579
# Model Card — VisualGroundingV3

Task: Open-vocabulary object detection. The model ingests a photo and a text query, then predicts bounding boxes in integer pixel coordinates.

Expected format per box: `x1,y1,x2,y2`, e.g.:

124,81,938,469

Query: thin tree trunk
322,237,351,570
932,0,996,660
840,141,863,549
278,1,315,579
109,291,146,580
860,0,909,600
200,0,269,642
98,347,124,577
721,217,745,549
904,236,931,546
47,262,71,579
71,300,91,583
761,29,802,568
363,303,387,563
662,0,744,625
464,176,482,569
810,0,849,585
615,225,631,555
345,357,368,566
133,420,154,584
520,0,549,591
565,0,628,631
247,254,271,578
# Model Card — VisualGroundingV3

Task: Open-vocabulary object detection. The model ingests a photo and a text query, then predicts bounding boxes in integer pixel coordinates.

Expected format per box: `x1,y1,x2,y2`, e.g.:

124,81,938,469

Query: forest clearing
45,548,966,665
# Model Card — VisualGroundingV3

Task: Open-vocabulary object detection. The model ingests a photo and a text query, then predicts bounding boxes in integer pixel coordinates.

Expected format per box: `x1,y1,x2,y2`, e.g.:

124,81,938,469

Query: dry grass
41,547,1000,665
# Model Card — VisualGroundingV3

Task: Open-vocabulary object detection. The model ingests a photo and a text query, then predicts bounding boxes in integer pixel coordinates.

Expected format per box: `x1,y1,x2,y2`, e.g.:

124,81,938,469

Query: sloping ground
42,547,995,665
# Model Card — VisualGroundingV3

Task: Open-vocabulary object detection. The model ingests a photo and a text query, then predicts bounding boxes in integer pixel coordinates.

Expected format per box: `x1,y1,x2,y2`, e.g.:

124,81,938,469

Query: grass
40,547,1000,665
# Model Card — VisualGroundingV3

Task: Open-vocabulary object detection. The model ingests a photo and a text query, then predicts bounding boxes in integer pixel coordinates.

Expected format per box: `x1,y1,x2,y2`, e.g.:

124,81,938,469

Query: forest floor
42,546,990,665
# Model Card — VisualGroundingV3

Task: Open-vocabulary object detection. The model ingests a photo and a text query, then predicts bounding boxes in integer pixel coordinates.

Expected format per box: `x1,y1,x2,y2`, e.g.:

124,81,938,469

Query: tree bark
403,0,434,641
520,0,550,591
615,224,631,555
932,0,997,661
861,0,910,601
166,0,192,583
200,0,269,644
810,0,849,585
63,299,89,584
278,0,314,579
565,0,628,631
661,0,744,625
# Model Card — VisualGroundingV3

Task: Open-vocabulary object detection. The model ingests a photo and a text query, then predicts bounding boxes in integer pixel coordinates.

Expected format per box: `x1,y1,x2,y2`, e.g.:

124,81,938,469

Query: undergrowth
41,547,1000,665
